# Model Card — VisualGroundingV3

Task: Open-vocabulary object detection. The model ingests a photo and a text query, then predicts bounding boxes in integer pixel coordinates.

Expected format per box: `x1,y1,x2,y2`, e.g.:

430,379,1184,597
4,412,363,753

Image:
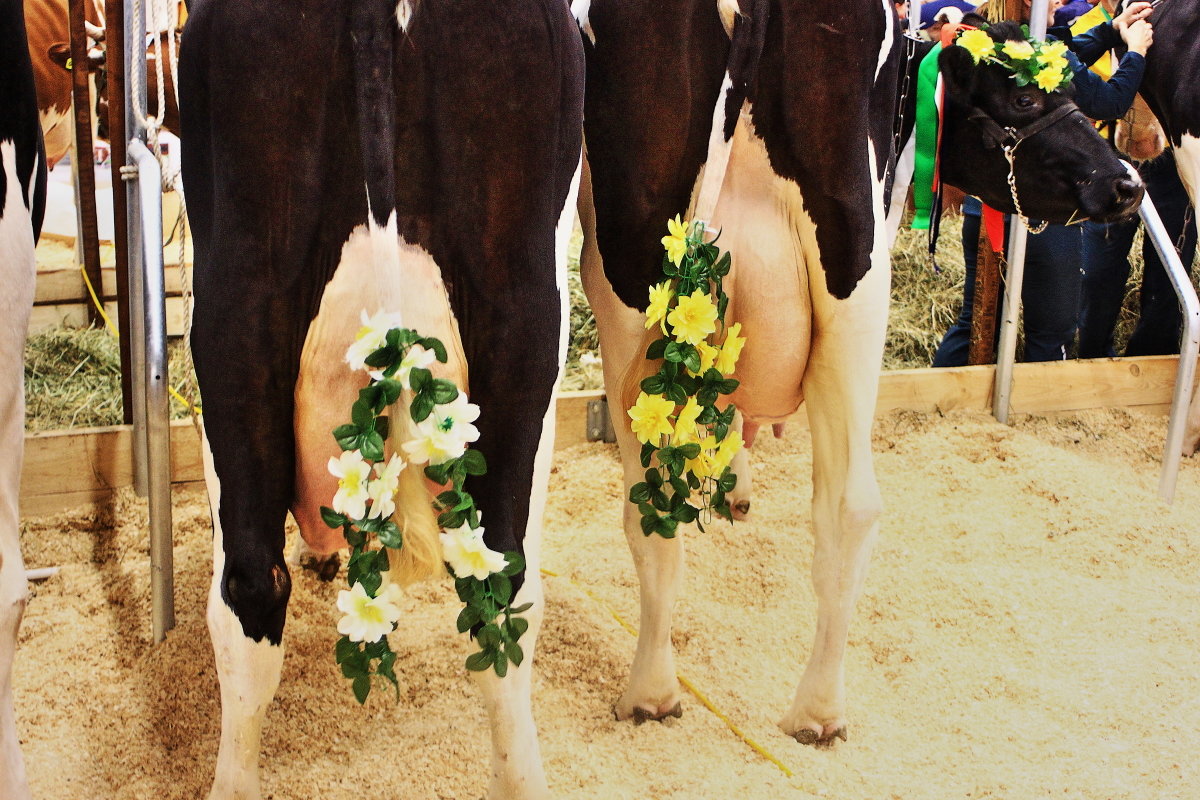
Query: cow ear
47,43,72,70
937,43,977,100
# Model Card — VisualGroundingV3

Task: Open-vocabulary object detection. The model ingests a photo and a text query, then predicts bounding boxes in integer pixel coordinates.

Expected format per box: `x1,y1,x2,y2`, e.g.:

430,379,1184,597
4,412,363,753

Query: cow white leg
578,158,685,721
201,434,286,800
1171,135,1200,454
0,140,38,800
778,211,890,745
473,579,547,800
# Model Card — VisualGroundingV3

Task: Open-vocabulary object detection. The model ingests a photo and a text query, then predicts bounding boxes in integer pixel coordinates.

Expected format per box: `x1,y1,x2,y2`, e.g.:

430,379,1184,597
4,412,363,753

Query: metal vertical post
125,0,175,642
1136,191,1200,502
993,0,1050,423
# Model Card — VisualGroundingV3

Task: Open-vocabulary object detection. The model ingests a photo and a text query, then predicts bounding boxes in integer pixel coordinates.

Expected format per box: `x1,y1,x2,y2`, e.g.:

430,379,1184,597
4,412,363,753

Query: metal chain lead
1003,143,1049,235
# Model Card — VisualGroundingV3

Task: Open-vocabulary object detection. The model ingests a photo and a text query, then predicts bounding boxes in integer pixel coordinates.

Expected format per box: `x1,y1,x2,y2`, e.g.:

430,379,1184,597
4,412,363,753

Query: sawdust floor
14,408,1200,799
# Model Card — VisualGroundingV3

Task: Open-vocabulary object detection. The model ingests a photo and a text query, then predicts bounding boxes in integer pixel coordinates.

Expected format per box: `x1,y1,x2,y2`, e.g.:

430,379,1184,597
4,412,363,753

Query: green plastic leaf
332,424,360,449
506,641,524,667
420,337,449,363
629,483,652,504
374,414,390,441
320,506,347,529
664,342,684,364
457,604,479,634
461,449,487,476
492,653,509,678
334,636,359,664
429,379,459,404
352,675,371,704
408,367,432,392
490,574,513,606
509,602,533,614
640,374,667,395
501,552,526,577
506,616,530,640
378,378,403,406
410,393,435,423
681,345,701,374
646,338,668,360
645,468,664,488
477,624,502,649
361,431,385,462
640,514,659,536
677,442,701,459
640,442,655,468
673,503,699,524
364,345,398,369
377,521,403,549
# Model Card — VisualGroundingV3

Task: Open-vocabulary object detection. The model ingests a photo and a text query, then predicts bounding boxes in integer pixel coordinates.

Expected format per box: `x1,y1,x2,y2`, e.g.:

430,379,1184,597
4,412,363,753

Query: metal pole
1137,191,1200,502
908,0,921,36
126,0,149,496
993,219,1029,423
129,138,175,641
993,0,1050,422
125,0,175,642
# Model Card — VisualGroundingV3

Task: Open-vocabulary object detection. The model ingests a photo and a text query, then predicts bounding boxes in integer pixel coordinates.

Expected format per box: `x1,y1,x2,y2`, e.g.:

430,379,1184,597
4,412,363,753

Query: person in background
931,0,1154,366
1074,1,1197,358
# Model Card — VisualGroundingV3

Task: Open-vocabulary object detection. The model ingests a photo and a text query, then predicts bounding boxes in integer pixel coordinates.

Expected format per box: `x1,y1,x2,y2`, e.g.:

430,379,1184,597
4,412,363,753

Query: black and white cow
1,0,48,797
179,0,582,797
577,0,1140,744
1134,0,1200,451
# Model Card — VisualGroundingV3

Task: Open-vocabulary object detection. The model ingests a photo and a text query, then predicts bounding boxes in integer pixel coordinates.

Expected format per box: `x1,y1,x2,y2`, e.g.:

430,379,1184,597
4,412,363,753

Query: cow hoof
624,702,683,725
731,499,751,520
298,553,341,582
791,725,847,747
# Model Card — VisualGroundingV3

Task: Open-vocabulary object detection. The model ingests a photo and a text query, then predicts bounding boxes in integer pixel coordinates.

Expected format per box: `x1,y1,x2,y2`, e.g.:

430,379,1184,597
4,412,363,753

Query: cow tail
722,0,768,140
350,0,442,585
390,413,444,586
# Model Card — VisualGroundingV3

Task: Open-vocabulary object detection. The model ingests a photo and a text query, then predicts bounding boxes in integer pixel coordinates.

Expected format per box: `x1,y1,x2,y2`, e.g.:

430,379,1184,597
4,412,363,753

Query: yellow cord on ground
78,263,202,416
540,567,798,781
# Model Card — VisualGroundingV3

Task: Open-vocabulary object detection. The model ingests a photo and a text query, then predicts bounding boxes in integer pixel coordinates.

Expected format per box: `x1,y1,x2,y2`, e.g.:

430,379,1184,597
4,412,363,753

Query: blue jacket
1049,23,1145,122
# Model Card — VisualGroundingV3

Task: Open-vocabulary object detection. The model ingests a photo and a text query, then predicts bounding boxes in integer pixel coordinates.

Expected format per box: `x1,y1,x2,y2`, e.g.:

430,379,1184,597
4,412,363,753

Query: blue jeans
1077,151,1198,358
933,198,1084,366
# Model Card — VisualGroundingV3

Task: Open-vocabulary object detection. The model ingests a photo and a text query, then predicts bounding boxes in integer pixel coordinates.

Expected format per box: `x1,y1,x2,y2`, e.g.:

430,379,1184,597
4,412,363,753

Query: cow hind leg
778,202,890,746
201,433,289,800
578,158,685,722
1171,135,1200,455
0,140,37,800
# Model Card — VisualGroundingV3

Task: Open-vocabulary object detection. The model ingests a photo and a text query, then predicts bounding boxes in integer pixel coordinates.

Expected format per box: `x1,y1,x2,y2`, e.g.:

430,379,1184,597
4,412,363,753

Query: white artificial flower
336,581,404,643
345,309,405,372
366,454,406,520
401,393,481,465
440,520,507,581
328,450,372,520
396,344,438,387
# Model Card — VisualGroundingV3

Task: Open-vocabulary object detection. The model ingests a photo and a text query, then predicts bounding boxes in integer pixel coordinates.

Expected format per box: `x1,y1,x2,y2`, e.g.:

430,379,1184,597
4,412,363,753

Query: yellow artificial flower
666,288,719,345
628,392,676,445
661,214,690,266
958,29,995,64
1001,40,1035,61
685,435,715,479
688,341,719,377
709,429,744,475
714,322,745,375
1034,66,1066,92
644,280,673,332
673,397,703,444
1040,41,1068,61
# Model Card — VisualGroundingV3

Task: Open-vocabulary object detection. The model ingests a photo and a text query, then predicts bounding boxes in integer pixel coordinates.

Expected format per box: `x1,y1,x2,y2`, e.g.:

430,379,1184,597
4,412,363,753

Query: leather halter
965,102,1082,151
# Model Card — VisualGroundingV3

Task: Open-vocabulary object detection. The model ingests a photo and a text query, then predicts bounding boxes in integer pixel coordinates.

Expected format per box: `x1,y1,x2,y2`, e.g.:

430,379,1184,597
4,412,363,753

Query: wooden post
106,0,134,424
68,0,103,329
967,222,1003,365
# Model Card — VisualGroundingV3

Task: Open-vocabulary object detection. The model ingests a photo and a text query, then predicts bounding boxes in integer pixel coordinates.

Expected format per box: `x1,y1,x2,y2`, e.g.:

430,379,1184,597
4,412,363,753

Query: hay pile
14,407,1200,799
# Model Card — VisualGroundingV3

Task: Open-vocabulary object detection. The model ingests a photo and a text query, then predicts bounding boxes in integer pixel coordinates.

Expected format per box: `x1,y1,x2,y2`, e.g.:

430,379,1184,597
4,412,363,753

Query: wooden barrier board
18,355,1188,517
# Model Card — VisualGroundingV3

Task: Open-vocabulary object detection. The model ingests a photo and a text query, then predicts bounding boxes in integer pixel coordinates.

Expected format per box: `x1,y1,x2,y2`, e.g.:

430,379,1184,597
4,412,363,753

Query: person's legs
1126,151,1198,356
1077,217,1136,358
1022,222,1084,362
932,206,981,367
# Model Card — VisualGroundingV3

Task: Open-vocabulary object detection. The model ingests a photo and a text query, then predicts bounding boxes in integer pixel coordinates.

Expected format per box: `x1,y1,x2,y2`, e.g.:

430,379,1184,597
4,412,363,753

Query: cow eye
1015,94,1036,110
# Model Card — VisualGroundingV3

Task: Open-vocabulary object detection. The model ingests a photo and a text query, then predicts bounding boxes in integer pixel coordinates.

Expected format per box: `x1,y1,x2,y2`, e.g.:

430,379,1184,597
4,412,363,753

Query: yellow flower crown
957,27,1074,93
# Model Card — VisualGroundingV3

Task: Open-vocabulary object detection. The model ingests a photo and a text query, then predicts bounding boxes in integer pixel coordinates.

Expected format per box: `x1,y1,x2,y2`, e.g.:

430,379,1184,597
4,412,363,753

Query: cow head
937,19,1142,224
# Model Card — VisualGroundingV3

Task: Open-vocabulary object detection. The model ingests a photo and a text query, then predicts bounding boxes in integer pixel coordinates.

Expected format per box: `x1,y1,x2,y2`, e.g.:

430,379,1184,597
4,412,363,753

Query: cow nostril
1113,177,1143,204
